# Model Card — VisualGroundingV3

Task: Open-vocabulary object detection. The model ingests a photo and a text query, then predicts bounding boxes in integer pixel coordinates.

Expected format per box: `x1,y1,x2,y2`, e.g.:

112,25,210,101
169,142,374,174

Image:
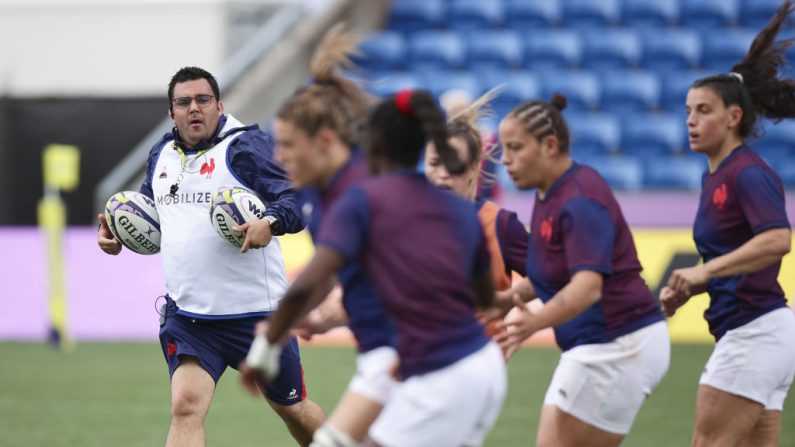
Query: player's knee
171,390,208,420
310,424,360,447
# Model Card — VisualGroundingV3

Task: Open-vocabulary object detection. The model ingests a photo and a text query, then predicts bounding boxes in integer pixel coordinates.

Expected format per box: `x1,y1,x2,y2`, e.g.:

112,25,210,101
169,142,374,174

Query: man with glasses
97,66,324,446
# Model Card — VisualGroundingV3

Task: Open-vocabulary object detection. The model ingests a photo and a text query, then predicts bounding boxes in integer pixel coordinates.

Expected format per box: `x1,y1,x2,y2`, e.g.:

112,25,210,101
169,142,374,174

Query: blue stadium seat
479,70,541,117
680,0,739,29
701,29,756,71
642,30,702,71
542,71,601,111
740,0,789,28
409,31,466,70
567,112,622,156
355,32,408,72
621,0,679,28
448,0,505,30
582,29,642,70
563,0,621,28
600,70,661,115
367,71,421,97
504,0,562,29
756,120,795,155
621,113,685,156
661,70,717,112
421,70,482,99
387,0,446,33
467,31,524,69
525,30,583,69
643,155,705,190
577,155,644,191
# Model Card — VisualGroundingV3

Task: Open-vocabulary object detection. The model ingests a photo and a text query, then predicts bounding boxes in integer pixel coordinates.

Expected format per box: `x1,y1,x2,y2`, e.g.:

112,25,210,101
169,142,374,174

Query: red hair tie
395,90,413,116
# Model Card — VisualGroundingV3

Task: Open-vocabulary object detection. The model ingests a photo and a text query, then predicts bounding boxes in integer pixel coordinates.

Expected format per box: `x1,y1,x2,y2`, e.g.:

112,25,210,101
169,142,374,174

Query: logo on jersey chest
712,183,728,210
540,216,555,242
199,158,215,178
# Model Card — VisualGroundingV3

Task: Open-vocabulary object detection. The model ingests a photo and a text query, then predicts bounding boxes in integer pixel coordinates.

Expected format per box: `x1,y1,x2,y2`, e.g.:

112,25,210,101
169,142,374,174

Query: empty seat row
389,0,786,32
367,69,715,114
357,29,758,72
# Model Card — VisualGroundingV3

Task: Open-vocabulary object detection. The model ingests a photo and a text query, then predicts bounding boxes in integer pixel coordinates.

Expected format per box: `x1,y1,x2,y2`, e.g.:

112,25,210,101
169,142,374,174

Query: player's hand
234,218,274,253
659,286,690,317
667,266,709,298
494,294,540,360
293,309,333,341
97,214,122,255
239,324,282,396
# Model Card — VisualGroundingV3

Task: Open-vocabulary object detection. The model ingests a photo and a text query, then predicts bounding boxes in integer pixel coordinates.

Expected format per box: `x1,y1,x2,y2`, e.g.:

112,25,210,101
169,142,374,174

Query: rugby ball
104,191,161,255
209,185,268,247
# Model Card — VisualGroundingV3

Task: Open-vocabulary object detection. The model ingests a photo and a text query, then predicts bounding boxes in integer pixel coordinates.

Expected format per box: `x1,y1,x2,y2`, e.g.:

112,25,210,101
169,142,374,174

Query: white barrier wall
0,0,230,97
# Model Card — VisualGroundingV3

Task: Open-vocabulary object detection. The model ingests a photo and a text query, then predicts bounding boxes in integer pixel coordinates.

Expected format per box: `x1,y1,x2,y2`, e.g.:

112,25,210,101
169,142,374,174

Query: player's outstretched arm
96,214,122,255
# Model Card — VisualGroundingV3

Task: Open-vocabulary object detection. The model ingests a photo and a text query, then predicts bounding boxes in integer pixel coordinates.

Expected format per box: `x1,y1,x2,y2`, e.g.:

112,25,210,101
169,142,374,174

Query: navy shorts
158,298,307,405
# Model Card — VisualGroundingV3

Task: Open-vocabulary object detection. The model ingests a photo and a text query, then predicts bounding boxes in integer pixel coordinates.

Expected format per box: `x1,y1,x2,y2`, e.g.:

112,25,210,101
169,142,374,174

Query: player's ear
541,134,560,157
317,127,337,151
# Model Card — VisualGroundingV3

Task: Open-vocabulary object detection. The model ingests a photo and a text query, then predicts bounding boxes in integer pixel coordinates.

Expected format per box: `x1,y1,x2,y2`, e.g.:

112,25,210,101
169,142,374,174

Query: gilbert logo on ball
209,185,268,248
104,191,161,255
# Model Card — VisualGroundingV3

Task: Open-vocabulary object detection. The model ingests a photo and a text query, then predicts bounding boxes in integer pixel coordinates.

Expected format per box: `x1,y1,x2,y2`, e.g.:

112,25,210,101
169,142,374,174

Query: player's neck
538,157,573,200
319,143,353,188
707,137,743,174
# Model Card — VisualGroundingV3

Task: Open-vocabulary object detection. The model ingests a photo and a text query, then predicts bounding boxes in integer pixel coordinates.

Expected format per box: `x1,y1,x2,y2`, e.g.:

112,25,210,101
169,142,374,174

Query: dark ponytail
368,90,466,174
693,0,795,138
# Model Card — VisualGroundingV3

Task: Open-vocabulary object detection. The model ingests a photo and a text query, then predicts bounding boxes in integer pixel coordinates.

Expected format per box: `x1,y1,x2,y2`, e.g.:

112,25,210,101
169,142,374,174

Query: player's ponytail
508,93,571,154
447,87,502,185
277,23,373,146
367,90,464,174
693,0,795,138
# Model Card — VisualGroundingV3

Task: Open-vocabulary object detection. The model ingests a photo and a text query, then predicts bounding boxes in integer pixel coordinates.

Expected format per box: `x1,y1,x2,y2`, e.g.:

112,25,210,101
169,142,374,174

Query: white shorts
544,321,670,435
347,346,399,405
700,307,795,411
369,342,507,447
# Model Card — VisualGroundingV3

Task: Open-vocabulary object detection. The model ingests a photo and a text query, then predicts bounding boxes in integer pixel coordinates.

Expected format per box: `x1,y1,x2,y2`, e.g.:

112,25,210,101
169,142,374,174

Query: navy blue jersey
694,146,790,340
299,152,397,353
526,163,663,351
318,172,491,379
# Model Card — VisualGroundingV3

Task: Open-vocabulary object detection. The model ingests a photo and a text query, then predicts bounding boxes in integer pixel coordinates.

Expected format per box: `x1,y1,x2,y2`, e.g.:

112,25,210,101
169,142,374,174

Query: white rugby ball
209,185,268,247
104,191,161,255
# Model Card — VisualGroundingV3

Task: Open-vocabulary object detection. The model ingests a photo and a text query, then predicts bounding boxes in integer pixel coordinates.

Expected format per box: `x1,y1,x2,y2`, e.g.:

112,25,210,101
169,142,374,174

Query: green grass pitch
0,343,793,446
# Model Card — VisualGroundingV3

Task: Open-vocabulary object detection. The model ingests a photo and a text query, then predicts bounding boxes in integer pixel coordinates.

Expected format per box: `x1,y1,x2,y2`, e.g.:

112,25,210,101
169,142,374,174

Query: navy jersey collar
538,161,579,203
708,144,747,177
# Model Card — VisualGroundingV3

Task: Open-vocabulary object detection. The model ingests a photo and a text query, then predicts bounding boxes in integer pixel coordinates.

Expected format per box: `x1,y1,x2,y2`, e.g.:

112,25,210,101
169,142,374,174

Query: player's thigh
171,356,216,418
693,384,765,446
328,390,386,443
536,405,624,447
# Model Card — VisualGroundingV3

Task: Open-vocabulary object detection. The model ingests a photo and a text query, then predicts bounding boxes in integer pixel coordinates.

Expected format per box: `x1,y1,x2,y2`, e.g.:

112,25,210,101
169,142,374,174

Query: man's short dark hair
168,67,221,111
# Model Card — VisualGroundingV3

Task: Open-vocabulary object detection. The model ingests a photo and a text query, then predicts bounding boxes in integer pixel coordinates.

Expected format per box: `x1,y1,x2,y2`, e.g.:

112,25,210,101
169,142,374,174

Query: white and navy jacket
140,114,303,318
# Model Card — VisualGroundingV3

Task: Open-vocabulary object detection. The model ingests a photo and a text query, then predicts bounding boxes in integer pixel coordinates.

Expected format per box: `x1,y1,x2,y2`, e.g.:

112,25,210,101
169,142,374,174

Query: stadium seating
567,113,622,156
578,155,644,191
621,0,679,28
701,29,756,71
525,30,583,69
356,32,407,72
680,0,739,29
643,155,705,190
387,0,446,33
740,0,789,28
582,29,643,70
600,70,661,115
621,113,685,156
467,30,523,69
479,70,541,117
409,31,467,70
562,0,621,28
448,0,505,30
369,0,795,190
541,70,601,111
504,0,561,29
642,30,702,71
